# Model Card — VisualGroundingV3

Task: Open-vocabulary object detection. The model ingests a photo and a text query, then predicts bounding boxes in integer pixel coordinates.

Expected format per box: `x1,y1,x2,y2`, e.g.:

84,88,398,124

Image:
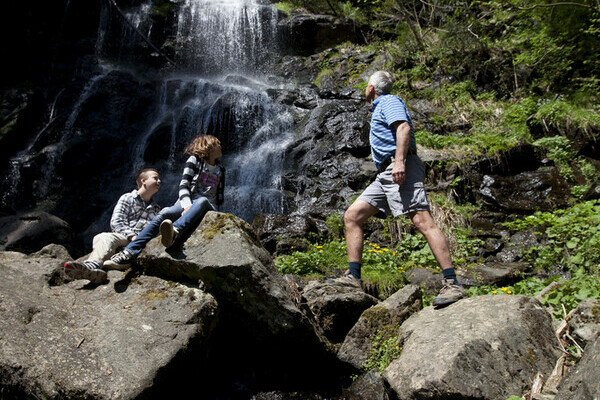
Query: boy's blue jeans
125,197,213,256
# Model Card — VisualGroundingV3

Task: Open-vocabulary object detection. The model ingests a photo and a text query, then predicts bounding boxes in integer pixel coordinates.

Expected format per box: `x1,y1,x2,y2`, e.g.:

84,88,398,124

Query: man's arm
110,194,136,239
391,120,411,185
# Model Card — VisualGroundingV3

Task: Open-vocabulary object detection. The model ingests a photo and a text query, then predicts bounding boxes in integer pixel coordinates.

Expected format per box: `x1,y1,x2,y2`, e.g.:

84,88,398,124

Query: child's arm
178,155,200,211
216,166,225,208
110,193,137,240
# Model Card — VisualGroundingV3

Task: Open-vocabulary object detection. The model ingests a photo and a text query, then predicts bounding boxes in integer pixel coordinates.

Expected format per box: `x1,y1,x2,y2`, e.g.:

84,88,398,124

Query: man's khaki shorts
357,154,430,217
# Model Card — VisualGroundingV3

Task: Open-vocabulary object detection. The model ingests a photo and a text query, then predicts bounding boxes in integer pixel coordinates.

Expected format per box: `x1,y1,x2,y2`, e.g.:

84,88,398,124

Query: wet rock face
478,167,572,212
279,14,365,57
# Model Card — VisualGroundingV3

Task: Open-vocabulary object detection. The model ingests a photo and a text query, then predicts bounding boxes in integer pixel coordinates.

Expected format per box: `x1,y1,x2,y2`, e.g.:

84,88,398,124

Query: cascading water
2,0,293,228
139,0,291,222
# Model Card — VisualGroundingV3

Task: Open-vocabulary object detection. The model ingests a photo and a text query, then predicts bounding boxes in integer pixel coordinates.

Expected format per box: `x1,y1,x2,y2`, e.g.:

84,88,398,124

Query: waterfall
134,75,294,222
1,0,290,230
175,0,279,74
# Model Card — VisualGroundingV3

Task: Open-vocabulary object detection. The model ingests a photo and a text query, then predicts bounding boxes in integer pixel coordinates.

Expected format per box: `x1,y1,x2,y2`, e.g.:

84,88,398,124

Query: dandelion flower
492,290,497,294
507,290,512,294
501,287,507,291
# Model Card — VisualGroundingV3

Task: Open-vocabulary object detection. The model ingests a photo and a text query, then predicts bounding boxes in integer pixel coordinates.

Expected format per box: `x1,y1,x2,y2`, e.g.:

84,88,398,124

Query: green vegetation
503,200,600,275
465,270,600,320
363,329,402,371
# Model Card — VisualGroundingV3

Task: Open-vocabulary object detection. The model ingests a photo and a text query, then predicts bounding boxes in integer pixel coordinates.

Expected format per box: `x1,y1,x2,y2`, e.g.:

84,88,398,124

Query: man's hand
392,160,406,185
129,235,137,242
182,205,192,216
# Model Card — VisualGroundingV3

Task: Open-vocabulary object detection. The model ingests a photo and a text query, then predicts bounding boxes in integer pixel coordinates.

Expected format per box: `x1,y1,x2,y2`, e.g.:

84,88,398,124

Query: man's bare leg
344,200,379,277
409,209,466,307
408,210,453,270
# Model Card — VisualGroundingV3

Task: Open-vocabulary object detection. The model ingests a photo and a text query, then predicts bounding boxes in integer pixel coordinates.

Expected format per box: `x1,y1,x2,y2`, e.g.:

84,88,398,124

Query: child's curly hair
184,135,221,160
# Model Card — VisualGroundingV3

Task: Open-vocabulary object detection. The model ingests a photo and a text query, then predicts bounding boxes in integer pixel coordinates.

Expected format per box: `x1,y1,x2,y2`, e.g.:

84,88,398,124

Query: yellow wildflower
507,290,512,294
492,290,497,294
501,287,507,292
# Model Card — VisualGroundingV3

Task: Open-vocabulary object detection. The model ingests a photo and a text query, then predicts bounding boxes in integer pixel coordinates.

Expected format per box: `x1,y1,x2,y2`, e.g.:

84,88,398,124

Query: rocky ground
1,211,598,399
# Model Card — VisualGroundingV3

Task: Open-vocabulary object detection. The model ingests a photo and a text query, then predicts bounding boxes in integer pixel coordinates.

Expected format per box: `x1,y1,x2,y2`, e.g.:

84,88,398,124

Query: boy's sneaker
432,279,467,308
160,219,179,247
326,270,362,289
104,250,134,270
63,260,107,284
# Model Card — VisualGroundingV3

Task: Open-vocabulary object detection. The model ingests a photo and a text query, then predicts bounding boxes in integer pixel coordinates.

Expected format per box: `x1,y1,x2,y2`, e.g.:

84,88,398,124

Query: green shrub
503,200,600,274
363,329,402,372
465,271,600,321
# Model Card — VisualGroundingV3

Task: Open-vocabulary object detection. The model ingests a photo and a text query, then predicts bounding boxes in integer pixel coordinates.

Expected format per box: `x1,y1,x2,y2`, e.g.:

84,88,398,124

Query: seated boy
63,168,162,283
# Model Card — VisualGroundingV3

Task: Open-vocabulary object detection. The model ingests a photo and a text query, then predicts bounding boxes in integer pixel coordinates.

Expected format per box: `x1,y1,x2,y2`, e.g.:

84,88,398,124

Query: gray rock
0,249,218,399
338,285,422,369
404,267,442,295
556,335,600,400
137,212,343,388
461,261,532,287
0,211,83,256
342,370,392,400
302,280,380,343
568,298,600,348
383,295,561,400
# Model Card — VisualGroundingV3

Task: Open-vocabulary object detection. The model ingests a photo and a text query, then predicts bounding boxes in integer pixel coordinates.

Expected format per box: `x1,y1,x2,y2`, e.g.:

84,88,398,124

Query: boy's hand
182,205,192,216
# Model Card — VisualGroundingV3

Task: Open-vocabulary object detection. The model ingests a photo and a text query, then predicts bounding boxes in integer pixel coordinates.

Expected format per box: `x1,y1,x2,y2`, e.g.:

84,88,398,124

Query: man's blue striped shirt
370,94,416,170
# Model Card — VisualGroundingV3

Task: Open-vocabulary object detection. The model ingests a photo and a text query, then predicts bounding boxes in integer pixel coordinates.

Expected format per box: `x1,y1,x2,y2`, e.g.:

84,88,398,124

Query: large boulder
555,334,600,400
0,211,83,256
383,295,561,400
302,280,380,343
337,285,422,369
137,211,348,392
0,246,218,399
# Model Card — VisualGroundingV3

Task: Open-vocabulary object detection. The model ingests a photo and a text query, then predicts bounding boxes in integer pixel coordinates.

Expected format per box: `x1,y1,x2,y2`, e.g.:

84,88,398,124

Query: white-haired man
337,71,466,307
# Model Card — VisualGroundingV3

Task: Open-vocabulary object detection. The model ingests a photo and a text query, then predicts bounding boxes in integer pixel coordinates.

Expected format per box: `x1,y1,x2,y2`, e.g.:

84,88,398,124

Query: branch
516,2,592,10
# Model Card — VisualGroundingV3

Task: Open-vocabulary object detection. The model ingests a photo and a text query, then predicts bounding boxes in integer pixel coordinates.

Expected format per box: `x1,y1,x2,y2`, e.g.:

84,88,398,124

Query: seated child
105,134,225,268
63,169,162,283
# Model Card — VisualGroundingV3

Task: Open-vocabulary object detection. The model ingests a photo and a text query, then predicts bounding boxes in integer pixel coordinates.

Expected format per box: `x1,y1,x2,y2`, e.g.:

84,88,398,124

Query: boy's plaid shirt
110,190,161,238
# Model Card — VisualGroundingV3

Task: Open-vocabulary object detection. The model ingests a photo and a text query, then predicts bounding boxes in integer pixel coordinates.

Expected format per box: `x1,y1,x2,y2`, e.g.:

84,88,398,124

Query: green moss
140,288,168,302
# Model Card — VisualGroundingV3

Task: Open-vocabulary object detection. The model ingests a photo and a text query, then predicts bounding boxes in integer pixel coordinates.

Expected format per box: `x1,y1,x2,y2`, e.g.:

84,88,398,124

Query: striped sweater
178,155,225,209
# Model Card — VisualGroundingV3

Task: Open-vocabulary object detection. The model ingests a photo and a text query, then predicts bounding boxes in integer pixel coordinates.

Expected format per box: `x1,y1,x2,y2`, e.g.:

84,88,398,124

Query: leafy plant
363,328,402,372
503,200,600,274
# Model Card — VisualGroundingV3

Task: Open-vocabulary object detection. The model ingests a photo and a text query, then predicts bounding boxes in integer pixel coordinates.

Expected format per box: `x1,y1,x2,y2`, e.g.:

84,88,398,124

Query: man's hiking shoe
432,278,466,308
159,219,178,247
63,261,107,284
104,250,134,270
326,271,362,289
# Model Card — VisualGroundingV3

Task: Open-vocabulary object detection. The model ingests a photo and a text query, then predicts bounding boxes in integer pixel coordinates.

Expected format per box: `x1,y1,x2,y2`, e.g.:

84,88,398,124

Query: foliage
325,213,344,239
465,270,600,320
363,328,402,372
275,240,347,276
273,2,297,15
503,200,600,274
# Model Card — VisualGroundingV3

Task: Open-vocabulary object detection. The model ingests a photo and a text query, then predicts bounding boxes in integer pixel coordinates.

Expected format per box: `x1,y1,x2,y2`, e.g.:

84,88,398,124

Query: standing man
338,71,466,307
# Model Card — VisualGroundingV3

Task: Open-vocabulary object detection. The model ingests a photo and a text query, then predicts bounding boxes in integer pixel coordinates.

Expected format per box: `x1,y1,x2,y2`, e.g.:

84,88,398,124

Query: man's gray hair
368,71,394,95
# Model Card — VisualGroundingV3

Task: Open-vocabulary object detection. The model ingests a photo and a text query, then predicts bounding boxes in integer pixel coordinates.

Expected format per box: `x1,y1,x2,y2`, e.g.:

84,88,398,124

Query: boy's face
142,172,161,194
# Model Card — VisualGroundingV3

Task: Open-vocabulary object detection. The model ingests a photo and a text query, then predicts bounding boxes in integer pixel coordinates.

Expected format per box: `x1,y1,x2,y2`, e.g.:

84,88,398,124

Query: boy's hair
136,168,159,188
368,71,394,95
184,135,221,160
